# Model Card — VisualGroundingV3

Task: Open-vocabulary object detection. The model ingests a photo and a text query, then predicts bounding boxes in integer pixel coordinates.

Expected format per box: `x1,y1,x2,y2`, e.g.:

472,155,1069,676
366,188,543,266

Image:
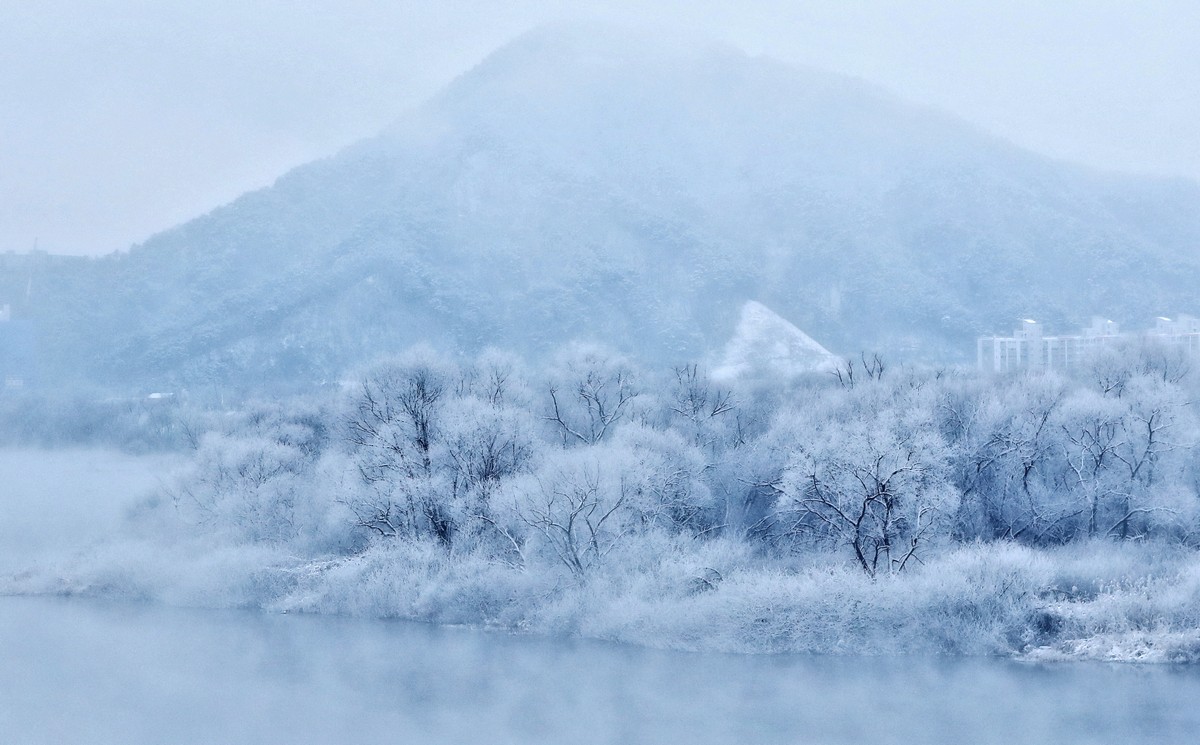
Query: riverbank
8,533,1200,664
5,441,1200,665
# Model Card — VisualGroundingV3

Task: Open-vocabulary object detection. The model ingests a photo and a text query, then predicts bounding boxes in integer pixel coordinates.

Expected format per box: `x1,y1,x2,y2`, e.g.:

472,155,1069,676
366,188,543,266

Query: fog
4,4,1200,740
5,596,1200,744
0,448,177,575
3,1,1198,254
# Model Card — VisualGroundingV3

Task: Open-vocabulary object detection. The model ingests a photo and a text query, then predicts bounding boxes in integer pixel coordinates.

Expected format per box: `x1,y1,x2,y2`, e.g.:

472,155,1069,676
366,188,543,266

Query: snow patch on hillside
713,301,838,382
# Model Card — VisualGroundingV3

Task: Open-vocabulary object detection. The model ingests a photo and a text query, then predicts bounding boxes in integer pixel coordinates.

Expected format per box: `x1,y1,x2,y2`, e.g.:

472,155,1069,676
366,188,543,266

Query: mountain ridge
14,24,1200,388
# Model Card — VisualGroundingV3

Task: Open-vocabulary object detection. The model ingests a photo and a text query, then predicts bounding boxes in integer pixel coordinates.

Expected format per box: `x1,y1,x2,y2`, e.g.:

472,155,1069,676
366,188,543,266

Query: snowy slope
713,301,839,382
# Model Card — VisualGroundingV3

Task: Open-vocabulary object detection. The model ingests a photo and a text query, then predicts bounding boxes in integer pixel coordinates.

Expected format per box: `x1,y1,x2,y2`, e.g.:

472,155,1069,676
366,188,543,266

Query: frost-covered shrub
156,398,336,546
274,538,556,629
168,432,309,542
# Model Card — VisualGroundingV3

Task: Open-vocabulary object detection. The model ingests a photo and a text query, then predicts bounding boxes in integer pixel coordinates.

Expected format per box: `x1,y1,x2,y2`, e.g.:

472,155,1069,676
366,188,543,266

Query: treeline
0,389,194,452
158,340,1200,576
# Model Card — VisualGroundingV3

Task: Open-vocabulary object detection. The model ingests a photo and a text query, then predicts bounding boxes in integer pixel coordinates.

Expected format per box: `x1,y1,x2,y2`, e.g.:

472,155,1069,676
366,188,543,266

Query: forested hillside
13,25,1200,389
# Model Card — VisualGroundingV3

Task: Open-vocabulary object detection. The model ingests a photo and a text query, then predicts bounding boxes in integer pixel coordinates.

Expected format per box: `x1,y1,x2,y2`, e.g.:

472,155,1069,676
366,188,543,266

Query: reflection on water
2,596,1198,745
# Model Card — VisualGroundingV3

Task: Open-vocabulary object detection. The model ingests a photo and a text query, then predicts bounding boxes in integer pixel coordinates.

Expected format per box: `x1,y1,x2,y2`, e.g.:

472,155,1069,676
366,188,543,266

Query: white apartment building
977,315,1198,373
1152,315,1200,355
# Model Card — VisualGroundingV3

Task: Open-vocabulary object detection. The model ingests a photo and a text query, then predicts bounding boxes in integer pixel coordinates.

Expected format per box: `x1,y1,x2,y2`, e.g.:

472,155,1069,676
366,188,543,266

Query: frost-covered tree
438,395,539,557
508,446,634,577
1095,374,1186,539
606,423,717,534
665,364,735,451
343,349,456,543
940,374,1069,543
543,344,642,446
1056,386,1131,539
150,339,1200,604
458,348,535,409
165,400,330,543
771,383,959,574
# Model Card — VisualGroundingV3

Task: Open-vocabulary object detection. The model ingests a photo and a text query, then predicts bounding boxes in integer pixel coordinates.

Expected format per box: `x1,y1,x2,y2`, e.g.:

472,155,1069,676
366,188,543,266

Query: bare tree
343,353,455,544
544,347,640,445
832,352,885,389
519,460,629,577
668,364,735,450
773,396,957,575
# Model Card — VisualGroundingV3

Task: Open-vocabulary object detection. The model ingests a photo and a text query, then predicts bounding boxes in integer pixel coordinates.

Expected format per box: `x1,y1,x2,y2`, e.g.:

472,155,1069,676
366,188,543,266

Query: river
2,595,1199,744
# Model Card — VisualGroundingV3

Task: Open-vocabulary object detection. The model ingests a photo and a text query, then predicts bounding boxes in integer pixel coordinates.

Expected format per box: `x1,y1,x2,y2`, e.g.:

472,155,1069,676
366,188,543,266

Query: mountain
15,23,1200,388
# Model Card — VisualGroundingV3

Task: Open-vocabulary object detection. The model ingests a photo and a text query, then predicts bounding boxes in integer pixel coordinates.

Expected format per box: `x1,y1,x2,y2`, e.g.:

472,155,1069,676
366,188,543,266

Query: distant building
977,315,1197,373
1152,315,1200,355
0,304,36,389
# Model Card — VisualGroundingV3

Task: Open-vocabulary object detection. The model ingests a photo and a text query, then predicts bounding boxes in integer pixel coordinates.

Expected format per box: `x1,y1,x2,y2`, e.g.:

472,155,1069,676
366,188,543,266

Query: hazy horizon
3,1,1199,256
7,6,1200,742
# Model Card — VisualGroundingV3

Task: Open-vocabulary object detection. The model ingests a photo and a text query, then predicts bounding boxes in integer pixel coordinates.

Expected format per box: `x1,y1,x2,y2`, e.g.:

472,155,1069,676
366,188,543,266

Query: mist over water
0,448,177,575
3,594,1199,745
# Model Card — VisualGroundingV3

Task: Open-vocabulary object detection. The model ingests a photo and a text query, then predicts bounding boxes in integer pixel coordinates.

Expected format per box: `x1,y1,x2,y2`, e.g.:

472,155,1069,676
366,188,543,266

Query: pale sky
3,1,1198,255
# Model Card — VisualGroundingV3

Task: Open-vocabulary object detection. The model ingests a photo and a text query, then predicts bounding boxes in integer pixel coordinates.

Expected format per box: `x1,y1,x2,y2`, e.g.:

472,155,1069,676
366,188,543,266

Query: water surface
2,595,1198,745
